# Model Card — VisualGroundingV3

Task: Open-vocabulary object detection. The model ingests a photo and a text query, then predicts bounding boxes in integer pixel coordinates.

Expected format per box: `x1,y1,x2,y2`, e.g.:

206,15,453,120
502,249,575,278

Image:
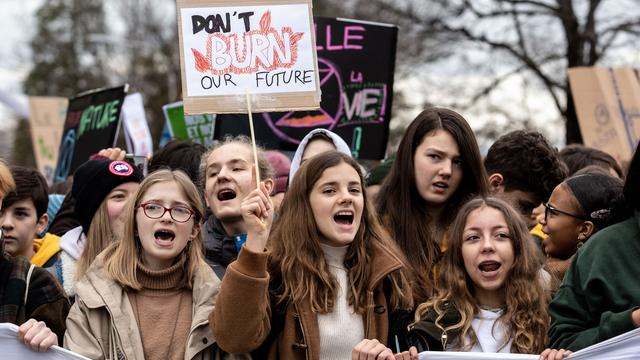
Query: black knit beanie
72,159,144,234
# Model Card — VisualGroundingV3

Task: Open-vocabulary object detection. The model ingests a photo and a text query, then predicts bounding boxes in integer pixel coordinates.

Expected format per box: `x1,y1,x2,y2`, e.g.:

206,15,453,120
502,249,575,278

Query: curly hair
485,130,567,204
413,196,548,354
269,151,413,314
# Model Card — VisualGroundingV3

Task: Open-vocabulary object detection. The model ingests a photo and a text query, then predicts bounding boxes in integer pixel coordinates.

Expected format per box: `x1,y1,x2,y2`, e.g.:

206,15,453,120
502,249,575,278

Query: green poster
162,101,216,146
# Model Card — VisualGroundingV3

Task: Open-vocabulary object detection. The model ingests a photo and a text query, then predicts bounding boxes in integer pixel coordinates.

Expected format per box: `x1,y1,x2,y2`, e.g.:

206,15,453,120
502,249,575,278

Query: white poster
419,327,640,359
0,323,89,359
121,93,153,157
180,4,317,97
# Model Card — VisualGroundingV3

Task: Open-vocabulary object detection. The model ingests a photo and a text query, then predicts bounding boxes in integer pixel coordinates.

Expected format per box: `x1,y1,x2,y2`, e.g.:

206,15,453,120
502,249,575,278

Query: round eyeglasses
138,203,194,223
544,202,587,223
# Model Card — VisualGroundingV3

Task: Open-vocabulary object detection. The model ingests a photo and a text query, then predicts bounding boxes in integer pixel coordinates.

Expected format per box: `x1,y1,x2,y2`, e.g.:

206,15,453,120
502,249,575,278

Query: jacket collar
367,241,404,290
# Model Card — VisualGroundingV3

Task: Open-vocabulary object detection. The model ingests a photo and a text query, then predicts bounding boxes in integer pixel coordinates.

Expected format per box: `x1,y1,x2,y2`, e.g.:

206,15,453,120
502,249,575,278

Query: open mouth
217,189,237,201
154,229,175,242
478,261,501,272
433,182,449,189
333,211,354,225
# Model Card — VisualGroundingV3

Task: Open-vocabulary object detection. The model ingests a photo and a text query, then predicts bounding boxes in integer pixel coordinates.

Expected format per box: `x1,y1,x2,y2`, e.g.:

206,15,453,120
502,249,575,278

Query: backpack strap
24,264,35,305
18,264,36,321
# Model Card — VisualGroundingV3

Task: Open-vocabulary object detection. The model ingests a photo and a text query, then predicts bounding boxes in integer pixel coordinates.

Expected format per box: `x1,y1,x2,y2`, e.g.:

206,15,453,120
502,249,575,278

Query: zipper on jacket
440,332,448,350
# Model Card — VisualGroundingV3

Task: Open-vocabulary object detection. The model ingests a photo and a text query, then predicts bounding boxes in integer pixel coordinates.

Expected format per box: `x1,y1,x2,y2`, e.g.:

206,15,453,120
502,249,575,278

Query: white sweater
469,308,512,353
317,243,365,359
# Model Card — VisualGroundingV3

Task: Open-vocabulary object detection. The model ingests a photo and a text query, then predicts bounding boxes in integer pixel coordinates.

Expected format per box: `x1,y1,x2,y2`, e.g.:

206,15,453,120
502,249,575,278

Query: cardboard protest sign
176,0,321,114
27,96,68,184
568,67,640,161
214,17,397,160
162,101,216,146
53,86,127,183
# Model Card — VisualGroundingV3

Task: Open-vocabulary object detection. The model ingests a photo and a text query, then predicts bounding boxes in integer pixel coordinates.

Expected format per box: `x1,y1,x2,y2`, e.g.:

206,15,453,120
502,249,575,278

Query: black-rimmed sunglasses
544,202,587,222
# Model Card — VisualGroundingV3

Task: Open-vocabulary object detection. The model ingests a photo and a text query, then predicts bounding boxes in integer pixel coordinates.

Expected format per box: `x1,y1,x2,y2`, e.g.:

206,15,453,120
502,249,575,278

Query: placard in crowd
214,17,398,160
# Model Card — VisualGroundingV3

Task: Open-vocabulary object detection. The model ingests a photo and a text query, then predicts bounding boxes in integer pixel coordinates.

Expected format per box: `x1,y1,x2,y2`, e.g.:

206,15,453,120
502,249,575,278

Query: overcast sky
0,1,43,129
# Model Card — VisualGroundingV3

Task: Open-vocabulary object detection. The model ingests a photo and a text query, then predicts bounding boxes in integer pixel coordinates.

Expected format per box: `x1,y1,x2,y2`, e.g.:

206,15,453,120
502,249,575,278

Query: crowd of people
0,106,638,360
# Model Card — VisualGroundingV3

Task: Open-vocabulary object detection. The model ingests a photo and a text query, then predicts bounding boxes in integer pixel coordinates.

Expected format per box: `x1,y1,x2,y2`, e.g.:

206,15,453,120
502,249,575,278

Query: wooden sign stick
246,88,261,191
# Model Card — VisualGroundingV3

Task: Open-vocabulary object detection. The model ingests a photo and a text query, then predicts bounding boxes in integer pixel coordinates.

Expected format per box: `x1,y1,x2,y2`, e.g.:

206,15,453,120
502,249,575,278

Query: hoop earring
576,241,584,250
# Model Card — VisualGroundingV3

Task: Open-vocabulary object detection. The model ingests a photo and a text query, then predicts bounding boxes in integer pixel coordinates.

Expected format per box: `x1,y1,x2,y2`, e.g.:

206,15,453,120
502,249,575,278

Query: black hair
624,145,640,211
485,130,567,204
560,144,623,178
149,140,207,184
3,166,49,218
564,174,628,230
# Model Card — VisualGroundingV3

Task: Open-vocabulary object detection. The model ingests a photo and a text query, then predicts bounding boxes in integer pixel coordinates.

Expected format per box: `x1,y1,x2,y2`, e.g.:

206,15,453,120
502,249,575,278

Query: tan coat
211,242,405,360
64,253,220,360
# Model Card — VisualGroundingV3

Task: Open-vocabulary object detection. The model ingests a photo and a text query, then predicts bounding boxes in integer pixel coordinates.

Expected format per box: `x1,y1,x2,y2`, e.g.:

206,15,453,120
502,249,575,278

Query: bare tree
112,0,181,147
331,0,640,144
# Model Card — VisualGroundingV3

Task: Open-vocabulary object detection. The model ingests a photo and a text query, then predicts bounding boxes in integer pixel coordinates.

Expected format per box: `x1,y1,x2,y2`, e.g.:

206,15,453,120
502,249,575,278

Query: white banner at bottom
0,323,89,359
419,327,640,359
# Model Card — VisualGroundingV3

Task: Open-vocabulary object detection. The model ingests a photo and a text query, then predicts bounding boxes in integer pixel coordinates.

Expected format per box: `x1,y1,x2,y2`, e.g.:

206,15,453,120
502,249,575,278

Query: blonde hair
103,169,206,290
0,160,15,198
413,196,548,353
76,201,115,281
199,135,273,188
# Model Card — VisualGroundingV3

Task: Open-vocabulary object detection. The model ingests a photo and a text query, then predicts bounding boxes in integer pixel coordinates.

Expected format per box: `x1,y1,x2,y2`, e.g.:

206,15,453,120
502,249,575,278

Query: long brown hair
269,151,413,313
378,107,488,302
414,197,548,353
103,170,207,290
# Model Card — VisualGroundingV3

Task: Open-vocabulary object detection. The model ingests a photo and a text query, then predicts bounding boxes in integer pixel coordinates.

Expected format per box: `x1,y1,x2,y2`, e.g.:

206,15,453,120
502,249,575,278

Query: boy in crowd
0,160,69,351
484,130,567,228
200,135,273,279
1,166,60,267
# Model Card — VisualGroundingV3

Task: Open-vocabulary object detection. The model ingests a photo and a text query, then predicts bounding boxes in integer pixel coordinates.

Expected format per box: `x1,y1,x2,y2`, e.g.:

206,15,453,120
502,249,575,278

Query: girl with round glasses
539,172,628,292
65,169,222,359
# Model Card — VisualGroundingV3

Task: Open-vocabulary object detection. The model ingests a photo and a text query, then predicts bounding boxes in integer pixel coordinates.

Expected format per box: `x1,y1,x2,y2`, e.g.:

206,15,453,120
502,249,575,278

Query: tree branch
436,20,565,112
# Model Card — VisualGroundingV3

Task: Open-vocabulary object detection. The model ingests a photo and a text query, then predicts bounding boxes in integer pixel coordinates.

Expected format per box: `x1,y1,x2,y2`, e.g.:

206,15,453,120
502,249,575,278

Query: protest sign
214,17,397,160
52,85,127,183
419,326,640,359
0,323,89,359
176,0,321,114
121,93,153,157
568,67,640,161
162,101,216,146
27,97,68,184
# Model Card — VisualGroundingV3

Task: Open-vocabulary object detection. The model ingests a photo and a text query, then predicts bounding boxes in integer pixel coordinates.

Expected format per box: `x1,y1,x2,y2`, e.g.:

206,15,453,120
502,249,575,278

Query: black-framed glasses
544,202,587,222
138,202,194,223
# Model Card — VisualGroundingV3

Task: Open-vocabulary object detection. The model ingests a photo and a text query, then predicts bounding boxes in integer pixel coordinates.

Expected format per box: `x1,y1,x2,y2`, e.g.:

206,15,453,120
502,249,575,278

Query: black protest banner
214,17,397,160
53,85,127,183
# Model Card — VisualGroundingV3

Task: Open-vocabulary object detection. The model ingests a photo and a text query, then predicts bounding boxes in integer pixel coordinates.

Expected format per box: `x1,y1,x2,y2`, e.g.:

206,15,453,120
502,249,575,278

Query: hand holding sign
241,169,273,253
